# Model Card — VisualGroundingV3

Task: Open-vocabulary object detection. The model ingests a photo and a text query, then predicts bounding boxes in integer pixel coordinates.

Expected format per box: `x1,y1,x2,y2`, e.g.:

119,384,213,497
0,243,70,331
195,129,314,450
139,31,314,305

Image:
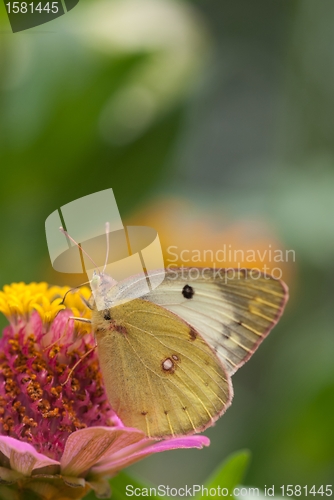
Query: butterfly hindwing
93,299,232,439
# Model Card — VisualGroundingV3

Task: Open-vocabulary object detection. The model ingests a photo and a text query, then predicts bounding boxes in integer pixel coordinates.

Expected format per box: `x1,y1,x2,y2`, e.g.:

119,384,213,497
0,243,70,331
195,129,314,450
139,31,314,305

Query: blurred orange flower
127,197,293,284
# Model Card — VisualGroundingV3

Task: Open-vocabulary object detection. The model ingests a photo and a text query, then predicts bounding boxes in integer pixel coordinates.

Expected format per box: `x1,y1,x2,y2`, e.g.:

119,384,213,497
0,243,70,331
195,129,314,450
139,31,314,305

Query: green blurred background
0,0,333,495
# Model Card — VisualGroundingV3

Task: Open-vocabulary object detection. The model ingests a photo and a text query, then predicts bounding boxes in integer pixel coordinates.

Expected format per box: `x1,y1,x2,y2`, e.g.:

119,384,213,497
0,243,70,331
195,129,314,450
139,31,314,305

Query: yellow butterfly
85,267,288,439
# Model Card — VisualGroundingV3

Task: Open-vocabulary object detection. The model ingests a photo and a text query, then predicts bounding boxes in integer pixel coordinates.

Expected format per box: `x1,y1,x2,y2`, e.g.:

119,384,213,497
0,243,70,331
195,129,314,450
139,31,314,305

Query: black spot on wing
182,284,194,299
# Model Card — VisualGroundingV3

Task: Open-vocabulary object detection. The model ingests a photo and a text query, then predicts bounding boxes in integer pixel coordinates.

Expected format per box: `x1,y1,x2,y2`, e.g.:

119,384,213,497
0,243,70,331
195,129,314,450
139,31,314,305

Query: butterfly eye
103,311,111,321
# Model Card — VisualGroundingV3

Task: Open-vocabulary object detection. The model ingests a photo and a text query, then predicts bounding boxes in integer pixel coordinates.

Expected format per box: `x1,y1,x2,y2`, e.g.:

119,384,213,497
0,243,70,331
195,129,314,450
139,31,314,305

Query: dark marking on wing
161,357,176,373
113,323,127,335
189,327,197,341
182,284,194,299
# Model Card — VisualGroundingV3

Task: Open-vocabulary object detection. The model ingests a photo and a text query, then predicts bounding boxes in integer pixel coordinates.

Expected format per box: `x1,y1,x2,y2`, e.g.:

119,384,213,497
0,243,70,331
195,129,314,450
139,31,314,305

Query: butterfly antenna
60,282,91,305
102,222,110,274
59,226,101,273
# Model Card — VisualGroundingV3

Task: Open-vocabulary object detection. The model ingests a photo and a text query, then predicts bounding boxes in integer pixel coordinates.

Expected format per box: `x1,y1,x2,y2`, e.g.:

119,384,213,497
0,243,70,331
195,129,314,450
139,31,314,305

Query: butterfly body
90,268,288,438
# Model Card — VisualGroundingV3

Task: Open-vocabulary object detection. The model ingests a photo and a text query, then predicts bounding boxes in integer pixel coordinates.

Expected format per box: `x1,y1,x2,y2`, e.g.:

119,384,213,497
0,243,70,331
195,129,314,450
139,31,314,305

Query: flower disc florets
0,282,209,500
0,283,116,461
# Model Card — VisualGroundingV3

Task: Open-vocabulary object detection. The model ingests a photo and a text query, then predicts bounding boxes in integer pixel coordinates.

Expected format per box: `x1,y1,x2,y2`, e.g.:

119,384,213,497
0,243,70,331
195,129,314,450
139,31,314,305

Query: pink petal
41,310,74,348
0,436,59,476
92,435,210,476
97,437,154,463
60,426,146,477
141,435,210,453
30,311,44,338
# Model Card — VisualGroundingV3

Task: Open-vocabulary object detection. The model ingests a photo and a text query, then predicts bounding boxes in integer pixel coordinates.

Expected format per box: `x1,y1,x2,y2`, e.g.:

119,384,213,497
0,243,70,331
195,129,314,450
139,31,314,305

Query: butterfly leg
42,315,92,354
61,342,97,386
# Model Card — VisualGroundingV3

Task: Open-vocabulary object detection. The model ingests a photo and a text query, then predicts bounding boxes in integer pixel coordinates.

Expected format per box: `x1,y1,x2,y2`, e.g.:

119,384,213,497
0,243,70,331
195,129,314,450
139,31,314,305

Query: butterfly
85,266,288,439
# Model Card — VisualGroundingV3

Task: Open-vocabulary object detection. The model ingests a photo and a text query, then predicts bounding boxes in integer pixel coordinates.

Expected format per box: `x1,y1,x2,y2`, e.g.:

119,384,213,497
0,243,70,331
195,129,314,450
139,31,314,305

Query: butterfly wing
93,299,232,439
105,268,288,375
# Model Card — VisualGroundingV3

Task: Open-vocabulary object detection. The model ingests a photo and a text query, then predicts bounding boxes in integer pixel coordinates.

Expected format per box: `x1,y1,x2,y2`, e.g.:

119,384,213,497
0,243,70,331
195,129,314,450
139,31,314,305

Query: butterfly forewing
93,299,232,439
141,268,288,375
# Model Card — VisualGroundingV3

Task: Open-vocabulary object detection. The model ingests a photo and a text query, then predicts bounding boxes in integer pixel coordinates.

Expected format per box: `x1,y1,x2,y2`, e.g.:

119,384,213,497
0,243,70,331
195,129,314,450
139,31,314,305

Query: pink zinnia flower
0,283,209,500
